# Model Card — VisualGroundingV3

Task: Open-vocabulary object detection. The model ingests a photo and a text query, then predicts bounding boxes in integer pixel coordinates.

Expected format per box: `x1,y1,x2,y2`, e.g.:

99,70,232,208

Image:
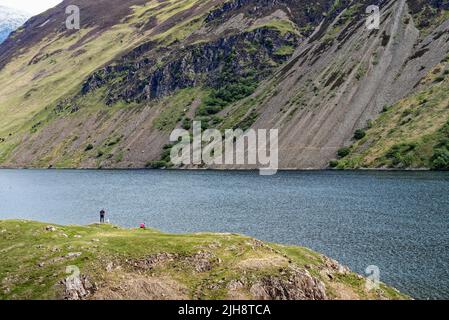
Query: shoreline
0,166,436,172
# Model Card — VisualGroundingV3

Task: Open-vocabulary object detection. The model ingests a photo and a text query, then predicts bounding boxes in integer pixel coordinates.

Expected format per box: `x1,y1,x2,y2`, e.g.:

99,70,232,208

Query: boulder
61,275,95,300
65,252,82,259
249,268,327,300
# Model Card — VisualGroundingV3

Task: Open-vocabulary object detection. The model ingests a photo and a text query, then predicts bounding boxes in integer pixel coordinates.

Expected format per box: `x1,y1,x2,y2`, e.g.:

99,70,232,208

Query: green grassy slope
0,220,408,300
0,0,312,168
328,2,449,170
0,0,215,166
332,61,449,169
2,0,449,169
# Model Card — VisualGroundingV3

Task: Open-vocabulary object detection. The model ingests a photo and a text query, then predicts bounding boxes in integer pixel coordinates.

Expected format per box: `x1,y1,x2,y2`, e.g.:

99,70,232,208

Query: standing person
100,209,106,223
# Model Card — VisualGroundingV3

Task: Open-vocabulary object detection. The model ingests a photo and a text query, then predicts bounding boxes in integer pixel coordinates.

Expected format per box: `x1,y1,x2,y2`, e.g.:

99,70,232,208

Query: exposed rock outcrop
61,275,96,300
250,268,327,300
81,27,300,105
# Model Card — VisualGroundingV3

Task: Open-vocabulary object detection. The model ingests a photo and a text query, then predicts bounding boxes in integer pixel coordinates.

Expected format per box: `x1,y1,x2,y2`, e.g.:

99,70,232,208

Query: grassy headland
0,220,408,300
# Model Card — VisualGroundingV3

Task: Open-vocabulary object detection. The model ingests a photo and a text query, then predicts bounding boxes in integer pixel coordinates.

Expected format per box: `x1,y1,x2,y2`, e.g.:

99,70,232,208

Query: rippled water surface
1,169,448,299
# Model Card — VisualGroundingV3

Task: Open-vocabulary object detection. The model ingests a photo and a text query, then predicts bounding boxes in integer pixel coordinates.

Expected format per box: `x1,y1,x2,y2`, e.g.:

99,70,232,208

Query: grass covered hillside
0,0,226,167
0,220,408,300
332,56,449,169
1,0,449,169
0,0,337,169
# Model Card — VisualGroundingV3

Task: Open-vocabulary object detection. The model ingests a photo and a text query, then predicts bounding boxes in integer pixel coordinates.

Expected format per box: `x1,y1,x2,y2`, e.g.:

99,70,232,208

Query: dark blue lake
1,169,448,299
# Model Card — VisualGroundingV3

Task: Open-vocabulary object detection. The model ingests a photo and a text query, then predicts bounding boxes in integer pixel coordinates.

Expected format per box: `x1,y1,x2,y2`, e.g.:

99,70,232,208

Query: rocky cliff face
82,27,300,104
0,0,449,169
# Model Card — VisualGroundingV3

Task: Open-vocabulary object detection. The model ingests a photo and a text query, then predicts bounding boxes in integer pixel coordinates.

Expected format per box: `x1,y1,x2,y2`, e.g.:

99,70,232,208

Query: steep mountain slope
224,0,449,169
0,0,449,169
0,6,29,44
0,0,225,167
332,0,449,169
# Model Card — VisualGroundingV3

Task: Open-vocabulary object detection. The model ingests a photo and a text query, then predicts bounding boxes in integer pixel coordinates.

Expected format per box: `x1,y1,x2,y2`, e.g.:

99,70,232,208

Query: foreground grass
0,220,408,300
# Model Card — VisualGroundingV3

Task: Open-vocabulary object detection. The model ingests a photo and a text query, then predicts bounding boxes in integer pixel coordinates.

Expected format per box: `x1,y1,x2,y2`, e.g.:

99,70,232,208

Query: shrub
196,77,258,116
385,143,417,167
150,144,175,168
160,149,172,163
197,104,223,116
146,160,168,169
85,144,94,151
337,147,351,158
354,129,366,140
182,118,191,130
329,160,339,168
381,105,391,113
106,137,121,147
355,66,366,80
431,149,449,170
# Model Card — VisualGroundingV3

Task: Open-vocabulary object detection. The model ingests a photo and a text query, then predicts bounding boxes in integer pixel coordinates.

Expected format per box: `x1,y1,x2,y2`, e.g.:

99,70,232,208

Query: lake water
0,169,448,299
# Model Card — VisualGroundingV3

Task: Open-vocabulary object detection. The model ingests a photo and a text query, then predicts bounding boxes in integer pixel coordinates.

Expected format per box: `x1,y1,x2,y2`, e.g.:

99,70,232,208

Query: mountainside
0,6,29,44
0,220,407,300
0,0,449,169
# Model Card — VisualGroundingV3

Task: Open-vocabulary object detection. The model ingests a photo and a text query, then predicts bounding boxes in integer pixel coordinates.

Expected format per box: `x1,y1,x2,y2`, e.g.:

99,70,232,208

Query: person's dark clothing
100,210,105,223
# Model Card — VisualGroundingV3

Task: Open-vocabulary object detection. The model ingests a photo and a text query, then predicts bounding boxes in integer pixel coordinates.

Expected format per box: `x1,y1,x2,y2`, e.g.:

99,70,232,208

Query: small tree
431,149,449,170
329,160,339,168
354,129,366,140
337,147,351,158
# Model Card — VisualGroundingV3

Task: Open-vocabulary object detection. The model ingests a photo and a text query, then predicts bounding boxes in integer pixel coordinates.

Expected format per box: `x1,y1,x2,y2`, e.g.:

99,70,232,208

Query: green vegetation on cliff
333,62,449,170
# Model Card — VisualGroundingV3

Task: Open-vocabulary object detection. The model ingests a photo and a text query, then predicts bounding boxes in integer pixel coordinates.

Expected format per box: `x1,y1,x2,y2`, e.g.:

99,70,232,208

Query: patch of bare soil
328,282,360,300
236,255,289,270
128,250,221,273
127,252,178,270
92,273,188,300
